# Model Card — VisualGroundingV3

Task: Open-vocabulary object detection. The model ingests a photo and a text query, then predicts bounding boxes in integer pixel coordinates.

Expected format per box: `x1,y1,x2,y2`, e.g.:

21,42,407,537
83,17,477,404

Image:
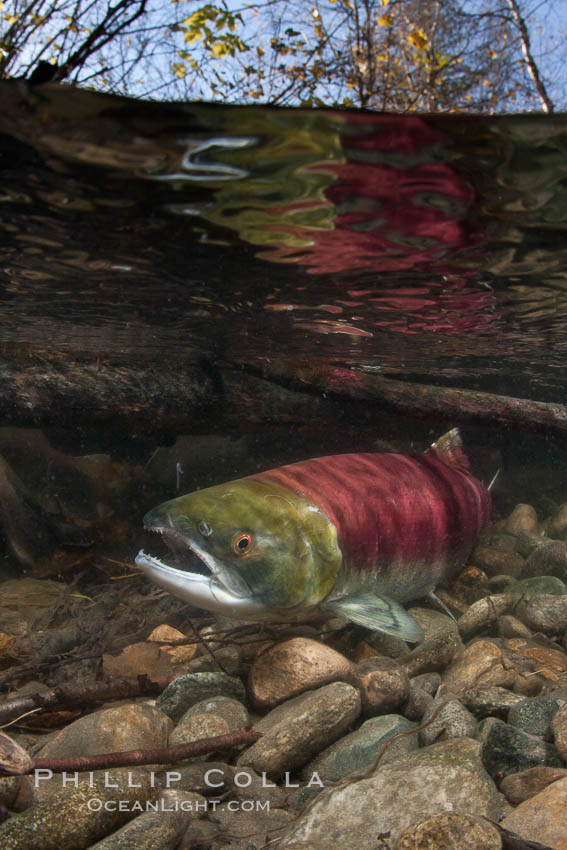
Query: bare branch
503,0,555,111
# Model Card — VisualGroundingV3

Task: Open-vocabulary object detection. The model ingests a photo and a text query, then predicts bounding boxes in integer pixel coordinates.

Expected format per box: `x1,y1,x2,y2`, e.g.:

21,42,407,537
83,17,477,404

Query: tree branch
504,0,554,112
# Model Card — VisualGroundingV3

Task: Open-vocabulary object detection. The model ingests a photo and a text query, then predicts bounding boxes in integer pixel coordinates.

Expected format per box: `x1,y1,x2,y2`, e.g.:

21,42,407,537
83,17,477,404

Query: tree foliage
0,0,564,110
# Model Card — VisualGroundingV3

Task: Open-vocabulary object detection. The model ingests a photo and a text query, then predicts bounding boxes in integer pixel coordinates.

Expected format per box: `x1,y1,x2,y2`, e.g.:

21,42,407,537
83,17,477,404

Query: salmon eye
233,532,253,554
199,521,212,537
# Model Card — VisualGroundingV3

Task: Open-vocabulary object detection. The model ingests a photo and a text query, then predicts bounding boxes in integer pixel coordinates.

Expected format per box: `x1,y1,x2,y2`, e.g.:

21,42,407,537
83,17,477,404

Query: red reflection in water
263,116,481,276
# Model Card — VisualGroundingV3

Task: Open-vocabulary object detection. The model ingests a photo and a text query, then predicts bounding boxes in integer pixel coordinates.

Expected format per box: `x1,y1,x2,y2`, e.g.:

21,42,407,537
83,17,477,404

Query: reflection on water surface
1,82,567,403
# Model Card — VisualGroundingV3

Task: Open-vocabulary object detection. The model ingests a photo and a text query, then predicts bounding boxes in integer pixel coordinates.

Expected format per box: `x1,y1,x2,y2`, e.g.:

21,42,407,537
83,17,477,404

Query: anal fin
323,593,424,643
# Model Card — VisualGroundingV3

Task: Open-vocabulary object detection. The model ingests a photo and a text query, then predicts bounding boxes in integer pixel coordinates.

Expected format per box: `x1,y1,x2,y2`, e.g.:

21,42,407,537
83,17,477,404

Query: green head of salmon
137,476,342,614
136,428,491,642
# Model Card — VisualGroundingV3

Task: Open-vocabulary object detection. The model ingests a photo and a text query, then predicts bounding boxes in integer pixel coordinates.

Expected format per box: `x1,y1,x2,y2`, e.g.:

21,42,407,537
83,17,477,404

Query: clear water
1,81,567,571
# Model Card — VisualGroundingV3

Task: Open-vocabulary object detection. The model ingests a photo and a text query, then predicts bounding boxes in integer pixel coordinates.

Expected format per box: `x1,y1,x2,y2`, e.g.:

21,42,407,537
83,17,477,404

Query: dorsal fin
426,427,470,473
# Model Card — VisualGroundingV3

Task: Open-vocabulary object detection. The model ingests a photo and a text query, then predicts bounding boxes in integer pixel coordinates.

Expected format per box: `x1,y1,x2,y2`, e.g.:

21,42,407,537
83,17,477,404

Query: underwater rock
177,695,249,731
461,686,526,719
0,772,155,850
515,532,549,559
451,565,491,606
500,766,567,804
443,640,517,691
0,775,32,814
347,657,410,717
480,531,520,552
280,738,501,849
411,672,442,694
523,541,567,579
419,693,477,746
521,595,567,634
507,697,565,739
156,672,246,724
402,672,441,719
303,714,417,782
551,703,567,761
0,732,33,776
354,631,409,660
488,574,517,592
457,594,512,640
469,545,525,578
350,637,400,661
478,717,562,779
236,682,361,780
88,790,206,850
500,777,567,849
248,638,354,709
403,684,434,722
504,503,540,537
184,791,294,850
398,627,461,676
497,614,533,639
36,702,171,763
170,696,249,753
546,502,567,540
407,607,459,640
170,762,234,797
394,812,502,850
169,713,230,753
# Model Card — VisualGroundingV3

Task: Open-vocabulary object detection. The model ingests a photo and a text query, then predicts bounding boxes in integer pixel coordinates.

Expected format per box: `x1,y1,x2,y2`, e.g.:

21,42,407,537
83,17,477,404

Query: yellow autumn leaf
171,62,187,78
183,11,204,28
377,14,393,26
211,42,229,57
257,46,264,57
3,13,18,23
408,29,428,50
184,30,202,44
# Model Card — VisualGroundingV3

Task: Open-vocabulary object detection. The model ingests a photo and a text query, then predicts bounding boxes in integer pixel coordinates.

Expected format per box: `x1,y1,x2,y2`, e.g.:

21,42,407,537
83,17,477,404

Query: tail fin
427,427,470,473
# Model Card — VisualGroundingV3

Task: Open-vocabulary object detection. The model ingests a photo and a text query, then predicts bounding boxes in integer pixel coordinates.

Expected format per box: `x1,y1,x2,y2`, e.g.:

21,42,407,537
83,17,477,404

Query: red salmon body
255,440,490,588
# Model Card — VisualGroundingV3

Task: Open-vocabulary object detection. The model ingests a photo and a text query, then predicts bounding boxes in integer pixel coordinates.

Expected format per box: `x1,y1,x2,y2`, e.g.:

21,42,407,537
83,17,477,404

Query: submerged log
0,359,336,433
246,360,567,439
1,356,566,438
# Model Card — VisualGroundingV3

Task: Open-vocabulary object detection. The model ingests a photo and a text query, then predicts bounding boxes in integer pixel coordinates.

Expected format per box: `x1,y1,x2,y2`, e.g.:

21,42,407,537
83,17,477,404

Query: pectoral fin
324,593,424,642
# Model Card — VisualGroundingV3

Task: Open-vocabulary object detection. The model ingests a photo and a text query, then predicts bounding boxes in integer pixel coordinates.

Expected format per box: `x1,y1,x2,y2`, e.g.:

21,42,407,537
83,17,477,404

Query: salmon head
136,475,343,618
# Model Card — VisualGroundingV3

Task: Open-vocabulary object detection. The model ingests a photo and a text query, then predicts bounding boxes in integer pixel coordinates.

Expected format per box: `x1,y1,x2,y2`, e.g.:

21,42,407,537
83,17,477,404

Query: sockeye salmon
136,428,490,642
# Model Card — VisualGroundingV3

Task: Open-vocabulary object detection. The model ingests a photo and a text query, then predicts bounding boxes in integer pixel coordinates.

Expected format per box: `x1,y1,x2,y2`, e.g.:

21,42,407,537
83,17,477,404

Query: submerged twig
0,675,172,726
30,728,261,774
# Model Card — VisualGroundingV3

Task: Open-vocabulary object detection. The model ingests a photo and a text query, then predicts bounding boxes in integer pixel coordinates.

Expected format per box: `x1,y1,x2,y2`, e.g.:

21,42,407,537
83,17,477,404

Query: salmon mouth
138,517,252,599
